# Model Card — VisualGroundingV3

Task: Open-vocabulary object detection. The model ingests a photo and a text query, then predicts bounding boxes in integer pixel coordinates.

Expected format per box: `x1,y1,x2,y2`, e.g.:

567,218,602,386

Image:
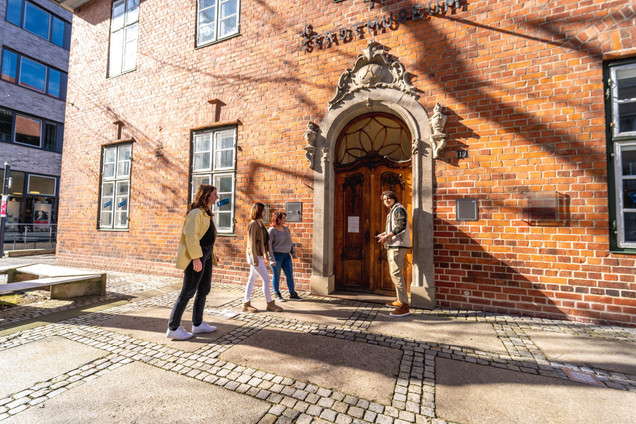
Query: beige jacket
246,220,272,265
175,207,216,270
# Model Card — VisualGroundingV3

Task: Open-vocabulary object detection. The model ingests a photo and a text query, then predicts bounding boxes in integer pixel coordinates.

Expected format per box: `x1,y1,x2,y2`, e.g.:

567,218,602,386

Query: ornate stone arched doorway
333,112,413,295
305,41,447,308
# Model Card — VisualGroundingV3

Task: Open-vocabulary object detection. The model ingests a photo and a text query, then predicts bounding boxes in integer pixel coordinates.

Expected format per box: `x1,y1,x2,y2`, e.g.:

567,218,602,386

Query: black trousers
168,246,213,331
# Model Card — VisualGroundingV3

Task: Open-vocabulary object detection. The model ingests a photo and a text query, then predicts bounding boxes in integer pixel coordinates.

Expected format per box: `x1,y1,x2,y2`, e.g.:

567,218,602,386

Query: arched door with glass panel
334,113,413,294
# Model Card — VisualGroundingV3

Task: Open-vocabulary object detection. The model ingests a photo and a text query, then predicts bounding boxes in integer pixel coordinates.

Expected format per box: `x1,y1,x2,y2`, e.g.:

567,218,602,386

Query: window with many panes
5,0,71,49
196,0,240,47
1,48,67,99
99,144,132,229
191,128,236,233
108,0,139,77
607,61,636,249
0,106,60,151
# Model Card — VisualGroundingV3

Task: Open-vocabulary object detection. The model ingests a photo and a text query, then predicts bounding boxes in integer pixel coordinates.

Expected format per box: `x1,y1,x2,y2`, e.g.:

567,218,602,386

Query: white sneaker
166,326,193,340
192,322,217,334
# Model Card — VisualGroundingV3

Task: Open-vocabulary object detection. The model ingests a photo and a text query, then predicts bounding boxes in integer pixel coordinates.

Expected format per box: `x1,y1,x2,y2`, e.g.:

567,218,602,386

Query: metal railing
3,223,57,250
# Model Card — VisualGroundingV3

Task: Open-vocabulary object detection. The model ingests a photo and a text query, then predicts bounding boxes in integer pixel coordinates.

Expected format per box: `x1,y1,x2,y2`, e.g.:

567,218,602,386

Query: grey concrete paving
96,306,245,352
369,314,509,355
1,256,636,423
436,357,636,424
260,298,361,327
3,362,271,424
221,327,402,404
525,328,636,375
0,336,106,398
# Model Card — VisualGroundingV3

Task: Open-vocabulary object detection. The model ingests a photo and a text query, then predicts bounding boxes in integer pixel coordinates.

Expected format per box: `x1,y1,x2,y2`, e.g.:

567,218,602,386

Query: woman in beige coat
242,203,282,313
167,184,219,340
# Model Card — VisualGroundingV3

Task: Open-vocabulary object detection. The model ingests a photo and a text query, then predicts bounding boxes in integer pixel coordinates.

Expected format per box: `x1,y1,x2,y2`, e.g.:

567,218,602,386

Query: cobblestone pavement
1,260,635,423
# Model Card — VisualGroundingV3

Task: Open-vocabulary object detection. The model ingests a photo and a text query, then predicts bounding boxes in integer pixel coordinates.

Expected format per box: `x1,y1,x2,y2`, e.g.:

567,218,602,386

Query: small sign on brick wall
522,192,568,226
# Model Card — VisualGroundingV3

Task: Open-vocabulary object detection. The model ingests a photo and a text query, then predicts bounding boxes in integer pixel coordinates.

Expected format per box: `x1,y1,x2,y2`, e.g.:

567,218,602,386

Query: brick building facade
55,0,636,325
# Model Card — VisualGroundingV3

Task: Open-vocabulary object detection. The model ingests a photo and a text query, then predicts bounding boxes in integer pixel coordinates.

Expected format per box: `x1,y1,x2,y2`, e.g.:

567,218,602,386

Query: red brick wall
58,0,636,325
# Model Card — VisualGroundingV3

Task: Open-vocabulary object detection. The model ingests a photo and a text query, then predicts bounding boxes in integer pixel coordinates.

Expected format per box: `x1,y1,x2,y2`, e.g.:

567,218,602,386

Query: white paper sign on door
347,216,360,233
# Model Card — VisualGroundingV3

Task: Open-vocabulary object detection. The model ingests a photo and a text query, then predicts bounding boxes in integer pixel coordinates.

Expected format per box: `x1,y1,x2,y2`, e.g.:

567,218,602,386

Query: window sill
195,32,241,50
98,228,130,232
609,247,636,255
108,68,137,79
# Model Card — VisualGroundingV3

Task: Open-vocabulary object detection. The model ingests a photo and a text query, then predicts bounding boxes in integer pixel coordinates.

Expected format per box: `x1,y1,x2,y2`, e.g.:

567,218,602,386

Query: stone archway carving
308,41,437,308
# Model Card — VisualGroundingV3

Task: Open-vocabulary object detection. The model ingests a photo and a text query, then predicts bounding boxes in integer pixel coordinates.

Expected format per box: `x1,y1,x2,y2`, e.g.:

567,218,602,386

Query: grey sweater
268,226,296,257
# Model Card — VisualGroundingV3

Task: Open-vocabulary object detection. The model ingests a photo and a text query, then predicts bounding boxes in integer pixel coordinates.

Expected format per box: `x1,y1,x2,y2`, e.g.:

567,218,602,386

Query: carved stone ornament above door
328,40,420,110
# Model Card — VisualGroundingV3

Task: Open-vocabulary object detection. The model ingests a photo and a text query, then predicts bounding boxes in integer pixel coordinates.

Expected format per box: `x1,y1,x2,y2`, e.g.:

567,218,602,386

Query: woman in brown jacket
243,203,282,313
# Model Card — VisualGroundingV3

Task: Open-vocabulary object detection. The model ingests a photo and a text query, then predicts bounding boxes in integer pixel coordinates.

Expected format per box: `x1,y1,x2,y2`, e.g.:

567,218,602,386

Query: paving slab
221,327,401,404
260,298,358,327
96,306,244,351
4,361,271,424
201,287,244,307
369,313,508,354
0,336,106,398
525,328,636,375
436,357,636,424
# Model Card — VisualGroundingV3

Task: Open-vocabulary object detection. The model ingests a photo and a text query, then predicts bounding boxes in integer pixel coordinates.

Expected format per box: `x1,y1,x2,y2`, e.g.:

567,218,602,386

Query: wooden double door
334,164,412,294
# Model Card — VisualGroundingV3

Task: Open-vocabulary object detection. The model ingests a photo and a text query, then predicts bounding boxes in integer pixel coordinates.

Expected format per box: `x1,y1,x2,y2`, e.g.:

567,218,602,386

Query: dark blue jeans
168,246,213,331
272,251,295,294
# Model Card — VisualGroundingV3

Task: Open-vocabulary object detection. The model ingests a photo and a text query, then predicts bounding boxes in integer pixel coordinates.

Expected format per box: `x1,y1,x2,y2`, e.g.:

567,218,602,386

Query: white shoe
166,326,193,340
192,322,217,334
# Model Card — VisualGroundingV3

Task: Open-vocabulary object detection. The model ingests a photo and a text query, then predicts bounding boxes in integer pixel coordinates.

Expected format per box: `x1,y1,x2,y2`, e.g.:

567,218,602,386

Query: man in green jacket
377,190,411,317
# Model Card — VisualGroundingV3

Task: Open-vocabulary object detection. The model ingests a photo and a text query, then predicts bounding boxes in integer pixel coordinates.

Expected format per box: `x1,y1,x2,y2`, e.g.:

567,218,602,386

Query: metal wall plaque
522,192,558,223
286,202,302,222
456,198,478,221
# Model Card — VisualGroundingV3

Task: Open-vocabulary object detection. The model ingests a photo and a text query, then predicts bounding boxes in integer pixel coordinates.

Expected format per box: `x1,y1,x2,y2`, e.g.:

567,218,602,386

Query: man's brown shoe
390,303,410,317
242,301,258,313
385,300,401,308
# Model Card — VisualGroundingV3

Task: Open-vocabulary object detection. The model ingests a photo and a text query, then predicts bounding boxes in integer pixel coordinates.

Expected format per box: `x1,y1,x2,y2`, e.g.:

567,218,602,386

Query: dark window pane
47,68,61,97
623,179,636,209
617,67,636,100
624,212,636,243
44,123,56,150
19,57,46,92
24,2,51,40
15,114,41,147
51,17,65,47
8,171,25,196
6,0,22,26
28,175,56,195
618,102,636,134
0,108,12,142
1,50,18,83
622,146,636,177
